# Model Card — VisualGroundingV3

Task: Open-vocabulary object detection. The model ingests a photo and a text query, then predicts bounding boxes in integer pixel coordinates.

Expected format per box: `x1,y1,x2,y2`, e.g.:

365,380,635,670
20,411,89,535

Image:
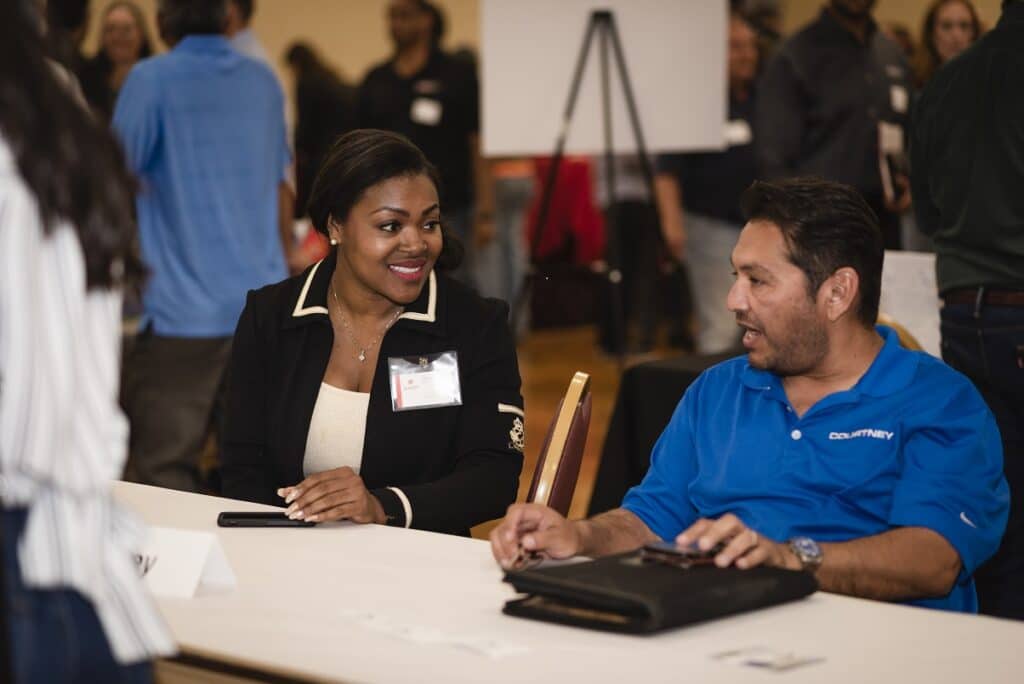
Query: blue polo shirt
623,327,1008,612
113,36,289,337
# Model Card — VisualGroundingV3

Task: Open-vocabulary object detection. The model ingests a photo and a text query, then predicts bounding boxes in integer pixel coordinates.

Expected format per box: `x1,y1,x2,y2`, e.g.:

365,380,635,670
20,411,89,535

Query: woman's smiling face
329,173,443,305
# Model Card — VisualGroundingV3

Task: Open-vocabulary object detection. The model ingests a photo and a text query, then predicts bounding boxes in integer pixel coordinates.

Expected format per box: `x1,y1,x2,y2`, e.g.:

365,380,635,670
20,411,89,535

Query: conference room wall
82,0,1004,126
781,0,1002,36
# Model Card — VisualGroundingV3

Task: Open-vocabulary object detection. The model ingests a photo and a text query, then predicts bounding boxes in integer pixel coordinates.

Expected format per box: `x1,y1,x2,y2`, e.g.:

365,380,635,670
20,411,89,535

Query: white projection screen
480,0,728,157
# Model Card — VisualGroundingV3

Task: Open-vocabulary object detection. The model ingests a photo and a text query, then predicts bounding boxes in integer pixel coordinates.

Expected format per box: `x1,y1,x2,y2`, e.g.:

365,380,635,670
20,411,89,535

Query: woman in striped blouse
0,1,174,680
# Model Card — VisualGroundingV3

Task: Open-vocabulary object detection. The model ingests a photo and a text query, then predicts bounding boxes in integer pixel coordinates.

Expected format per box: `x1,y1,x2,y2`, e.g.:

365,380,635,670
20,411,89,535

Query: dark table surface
587,352,736,516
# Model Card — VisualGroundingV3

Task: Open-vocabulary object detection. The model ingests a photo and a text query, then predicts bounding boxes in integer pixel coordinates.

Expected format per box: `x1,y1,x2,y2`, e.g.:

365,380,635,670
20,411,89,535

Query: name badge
389,351,462,411
410,97,443,126
724,119,753,146
890,85,908,114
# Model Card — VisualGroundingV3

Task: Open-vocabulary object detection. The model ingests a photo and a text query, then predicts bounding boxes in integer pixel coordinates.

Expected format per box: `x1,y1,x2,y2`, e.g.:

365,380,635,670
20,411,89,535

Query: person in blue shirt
113,0,296,492
491,177,1008,613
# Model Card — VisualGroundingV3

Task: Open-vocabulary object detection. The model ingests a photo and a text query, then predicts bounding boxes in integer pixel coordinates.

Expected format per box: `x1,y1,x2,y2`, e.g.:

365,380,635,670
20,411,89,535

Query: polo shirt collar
286,248,445,337
740,325,917,400
175,35,234,55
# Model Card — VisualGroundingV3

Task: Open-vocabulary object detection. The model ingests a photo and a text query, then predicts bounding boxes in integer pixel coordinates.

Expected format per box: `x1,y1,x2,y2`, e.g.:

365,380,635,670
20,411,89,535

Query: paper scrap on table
714,646,824,672
340,610,529,659
136,526,236,599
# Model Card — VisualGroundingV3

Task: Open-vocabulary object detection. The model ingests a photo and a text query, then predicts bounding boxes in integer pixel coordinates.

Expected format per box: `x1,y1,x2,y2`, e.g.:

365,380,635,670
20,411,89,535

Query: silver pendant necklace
330,284,402,362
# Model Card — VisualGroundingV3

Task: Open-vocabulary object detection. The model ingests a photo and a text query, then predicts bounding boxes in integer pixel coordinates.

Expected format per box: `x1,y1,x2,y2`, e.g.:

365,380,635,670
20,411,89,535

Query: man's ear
820,267,860,322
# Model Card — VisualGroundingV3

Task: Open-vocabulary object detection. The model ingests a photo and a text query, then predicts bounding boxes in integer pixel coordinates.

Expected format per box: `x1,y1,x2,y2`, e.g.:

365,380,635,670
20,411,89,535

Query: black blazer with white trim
220,249,525,536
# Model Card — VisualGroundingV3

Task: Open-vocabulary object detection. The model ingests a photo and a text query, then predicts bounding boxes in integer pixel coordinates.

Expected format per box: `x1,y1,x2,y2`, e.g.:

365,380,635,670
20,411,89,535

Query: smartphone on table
217,512,317,528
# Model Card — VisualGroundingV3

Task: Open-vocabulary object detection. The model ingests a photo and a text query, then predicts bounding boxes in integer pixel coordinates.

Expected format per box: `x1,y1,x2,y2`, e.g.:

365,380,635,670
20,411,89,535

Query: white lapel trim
291,259,329,317
397,270,437,323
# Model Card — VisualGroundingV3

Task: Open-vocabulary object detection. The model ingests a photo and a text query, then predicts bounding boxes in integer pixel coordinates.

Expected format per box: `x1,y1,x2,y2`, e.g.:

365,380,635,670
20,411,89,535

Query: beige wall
84,0,1006,111
780,0,1004,36
85,0,479,97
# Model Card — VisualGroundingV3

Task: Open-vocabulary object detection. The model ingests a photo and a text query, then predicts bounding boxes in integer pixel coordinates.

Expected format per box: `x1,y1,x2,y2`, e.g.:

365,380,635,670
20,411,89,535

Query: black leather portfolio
503,551,818,634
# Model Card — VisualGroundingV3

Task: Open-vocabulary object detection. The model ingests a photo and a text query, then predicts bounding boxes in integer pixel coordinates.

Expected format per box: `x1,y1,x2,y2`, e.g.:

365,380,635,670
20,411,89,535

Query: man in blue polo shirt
492,178,1008,612
114,0,296,492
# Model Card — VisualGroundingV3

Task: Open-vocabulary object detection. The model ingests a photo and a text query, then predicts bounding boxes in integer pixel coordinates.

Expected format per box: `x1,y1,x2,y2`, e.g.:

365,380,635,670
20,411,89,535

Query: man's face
388,0,428,50
727,220,830,376
830,0,876,20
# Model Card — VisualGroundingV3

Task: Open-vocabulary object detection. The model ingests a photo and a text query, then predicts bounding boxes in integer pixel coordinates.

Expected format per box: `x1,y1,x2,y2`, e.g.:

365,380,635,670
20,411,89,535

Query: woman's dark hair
915,0,982,87
157,0,227,44
92,2,154,73
740,178,884,327
307,129,462,271
1,0,143,290
284,42,340,83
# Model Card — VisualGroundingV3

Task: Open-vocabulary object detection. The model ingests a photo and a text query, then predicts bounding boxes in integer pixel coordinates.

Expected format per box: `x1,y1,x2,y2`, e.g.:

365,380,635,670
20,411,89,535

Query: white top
113,481,1024,684
0,137,174,662
303,383,369,477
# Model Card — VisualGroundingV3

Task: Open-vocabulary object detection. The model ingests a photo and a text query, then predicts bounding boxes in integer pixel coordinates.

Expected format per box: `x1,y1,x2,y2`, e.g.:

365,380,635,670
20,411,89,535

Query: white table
113,482,1023,684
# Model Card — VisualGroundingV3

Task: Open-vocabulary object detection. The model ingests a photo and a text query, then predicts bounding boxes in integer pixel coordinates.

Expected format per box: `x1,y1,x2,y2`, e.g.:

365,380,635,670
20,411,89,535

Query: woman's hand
277,467,386,524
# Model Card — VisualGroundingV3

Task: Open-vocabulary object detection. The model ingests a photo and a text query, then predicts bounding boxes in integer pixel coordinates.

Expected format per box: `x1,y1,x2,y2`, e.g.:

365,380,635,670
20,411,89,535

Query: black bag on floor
503,551,817,634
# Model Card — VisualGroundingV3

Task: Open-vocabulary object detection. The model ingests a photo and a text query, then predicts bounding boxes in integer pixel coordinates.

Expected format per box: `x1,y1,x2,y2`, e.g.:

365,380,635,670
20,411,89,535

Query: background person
756,0,912,249
357,0,492,286
285,41,357,219
221,130,524,536
1,0,173,679
78,0,153,122
114,0,296,493
914,0,982,88
910,0,1024,620
654,11,760,354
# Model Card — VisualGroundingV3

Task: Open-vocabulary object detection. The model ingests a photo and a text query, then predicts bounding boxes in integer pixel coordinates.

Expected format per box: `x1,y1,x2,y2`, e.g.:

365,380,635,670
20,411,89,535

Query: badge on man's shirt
389,351,462,411
889,85,909,114
724,119,753,147
411,97,443,126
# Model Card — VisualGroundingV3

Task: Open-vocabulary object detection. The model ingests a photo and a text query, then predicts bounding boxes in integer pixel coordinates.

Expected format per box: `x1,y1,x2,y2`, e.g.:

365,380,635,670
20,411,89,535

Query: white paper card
410,97,442,126
136,527,236,598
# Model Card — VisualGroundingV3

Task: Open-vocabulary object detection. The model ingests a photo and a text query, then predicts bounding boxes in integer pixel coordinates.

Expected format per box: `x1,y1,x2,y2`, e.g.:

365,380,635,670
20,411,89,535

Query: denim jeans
2,509,153,683
940,300,1024,620
685,212,743,354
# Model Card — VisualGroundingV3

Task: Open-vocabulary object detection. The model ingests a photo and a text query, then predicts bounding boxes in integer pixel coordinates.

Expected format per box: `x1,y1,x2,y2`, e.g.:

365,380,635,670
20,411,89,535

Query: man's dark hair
421,0,446,46
158,0,227,43
307,129,462,270
231,0,254,22
740,178,884,327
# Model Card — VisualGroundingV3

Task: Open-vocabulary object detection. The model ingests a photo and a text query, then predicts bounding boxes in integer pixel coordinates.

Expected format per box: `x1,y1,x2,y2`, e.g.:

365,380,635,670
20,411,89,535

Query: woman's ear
327,217,343,246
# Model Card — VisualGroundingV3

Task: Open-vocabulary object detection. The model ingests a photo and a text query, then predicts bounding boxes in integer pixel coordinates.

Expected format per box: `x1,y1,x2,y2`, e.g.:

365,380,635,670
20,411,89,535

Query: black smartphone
217,511,317,528
641,540,725,568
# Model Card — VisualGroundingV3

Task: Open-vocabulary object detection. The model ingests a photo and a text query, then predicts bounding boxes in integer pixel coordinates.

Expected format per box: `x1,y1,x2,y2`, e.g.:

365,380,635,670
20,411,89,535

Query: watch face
791,537,822,564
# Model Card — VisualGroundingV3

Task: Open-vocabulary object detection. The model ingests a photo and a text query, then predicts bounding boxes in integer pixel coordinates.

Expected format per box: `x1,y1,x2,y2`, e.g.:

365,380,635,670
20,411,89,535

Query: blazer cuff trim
385,486,413,529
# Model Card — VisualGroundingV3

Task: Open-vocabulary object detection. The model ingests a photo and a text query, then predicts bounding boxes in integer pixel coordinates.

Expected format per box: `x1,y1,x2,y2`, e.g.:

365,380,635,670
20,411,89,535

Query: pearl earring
330,238,338,245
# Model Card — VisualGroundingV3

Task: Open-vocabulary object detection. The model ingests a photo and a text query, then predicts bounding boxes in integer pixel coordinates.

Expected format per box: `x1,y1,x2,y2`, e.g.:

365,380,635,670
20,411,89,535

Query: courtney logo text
828,429,894,441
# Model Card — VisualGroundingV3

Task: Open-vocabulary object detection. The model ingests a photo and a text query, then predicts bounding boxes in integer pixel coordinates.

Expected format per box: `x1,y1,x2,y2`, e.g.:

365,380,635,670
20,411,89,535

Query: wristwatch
788,536,823,573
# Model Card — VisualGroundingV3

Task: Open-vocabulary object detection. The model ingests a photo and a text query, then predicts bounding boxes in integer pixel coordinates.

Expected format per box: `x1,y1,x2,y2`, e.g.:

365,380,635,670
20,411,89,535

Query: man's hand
661,215,687,262
489,503,583,569
277,467,386,524
885,174,913,213
676,514,801,571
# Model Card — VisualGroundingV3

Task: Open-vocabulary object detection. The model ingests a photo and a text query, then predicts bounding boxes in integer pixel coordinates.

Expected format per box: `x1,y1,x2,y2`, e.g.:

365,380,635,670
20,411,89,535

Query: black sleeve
755,51,805,180
355,72,374,129
220,291,278,505
909,91,940,236
370,301,524,533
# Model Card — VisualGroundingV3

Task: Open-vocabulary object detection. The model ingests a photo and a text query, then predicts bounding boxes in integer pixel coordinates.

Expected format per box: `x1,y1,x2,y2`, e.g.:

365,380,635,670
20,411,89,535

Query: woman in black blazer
221,130,525,536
